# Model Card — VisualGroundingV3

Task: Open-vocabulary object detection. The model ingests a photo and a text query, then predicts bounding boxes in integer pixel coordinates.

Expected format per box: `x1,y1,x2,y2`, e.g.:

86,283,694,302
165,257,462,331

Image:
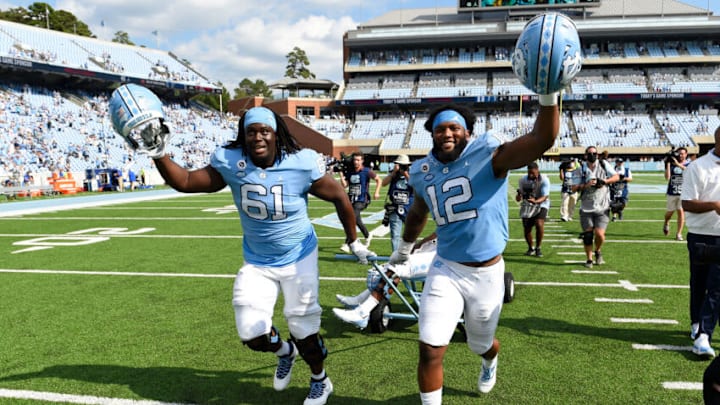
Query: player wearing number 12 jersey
390,102,559,404
152,106,373,405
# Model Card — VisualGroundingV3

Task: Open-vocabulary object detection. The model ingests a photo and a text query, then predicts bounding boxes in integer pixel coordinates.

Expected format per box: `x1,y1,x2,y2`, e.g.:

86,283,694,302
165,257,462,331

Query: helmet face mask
109,84,169,157
511,13,583,94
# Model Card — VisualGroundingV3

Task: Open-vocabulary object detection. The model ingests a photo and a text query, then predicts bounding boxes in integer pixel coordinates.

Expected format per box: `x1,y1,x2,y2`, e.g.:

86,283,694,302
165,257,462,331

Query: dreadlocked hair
225,109,301,163
423,103,476,135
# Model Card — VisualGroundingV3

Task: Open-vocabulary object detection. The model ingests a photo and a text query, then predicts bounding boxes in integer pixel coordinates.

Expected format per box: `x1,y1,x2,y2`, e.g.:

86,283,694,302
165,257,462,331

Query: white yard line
611,318,678,324
595,298,653,303
558,252,586,255
572,270,618,274
633,344,692,351
0,388,192,405
662,382,703,390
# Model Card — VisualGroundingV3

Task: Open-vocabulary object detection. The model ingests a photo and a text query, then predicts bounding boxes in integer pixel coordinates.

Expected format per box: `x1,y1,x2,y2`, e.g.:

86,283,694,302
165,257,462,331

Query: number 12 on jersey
425,177,478,226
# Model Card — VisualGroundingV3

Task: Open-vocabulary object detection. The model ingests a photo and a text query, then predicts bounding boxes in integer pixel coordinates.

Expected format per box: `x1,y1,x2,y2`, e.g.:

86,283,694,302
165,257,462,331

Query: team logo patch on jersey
237,160,247,170
421,163,430,173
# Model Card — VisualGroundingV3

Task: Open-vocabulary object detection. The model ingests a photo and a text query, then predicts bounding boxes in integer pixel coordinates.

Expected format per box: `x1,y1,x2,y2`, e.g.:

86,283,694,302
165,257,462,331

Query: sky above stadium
0,0,717,91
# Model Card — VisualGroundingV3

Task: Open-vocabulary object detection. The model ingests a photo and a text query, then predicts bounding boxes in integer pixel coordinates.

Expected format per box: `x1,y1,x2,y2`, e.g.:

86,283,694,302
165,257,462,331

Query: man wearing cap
144,106,374,405
387,98,560,404
381,154,414,251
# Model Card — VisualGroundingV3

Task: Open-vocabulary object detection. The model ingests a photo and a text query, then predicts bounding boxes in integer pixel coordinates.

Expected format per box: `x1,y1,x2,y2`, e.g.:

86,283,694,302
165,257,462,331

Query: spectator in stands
339,152,382,250
559,157,580,222
610,158,632,222
381,154,414,251
516,162,550,257
682,127,720,360
572,146,620,268
664,147,690,241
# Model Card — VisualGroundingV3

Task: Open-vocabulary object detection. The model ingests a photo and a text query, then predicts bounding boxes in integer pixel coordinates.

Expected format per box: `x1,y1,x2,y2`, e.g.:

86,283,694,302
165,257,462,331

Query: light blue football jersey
409,135,508,263
211,148,325,267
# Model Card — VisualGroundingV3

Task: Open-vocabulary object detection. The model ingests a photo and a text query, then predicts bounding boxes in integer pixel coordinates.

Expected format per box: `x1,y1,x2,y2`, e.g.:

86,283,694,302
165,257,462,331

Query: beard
433,135,469,163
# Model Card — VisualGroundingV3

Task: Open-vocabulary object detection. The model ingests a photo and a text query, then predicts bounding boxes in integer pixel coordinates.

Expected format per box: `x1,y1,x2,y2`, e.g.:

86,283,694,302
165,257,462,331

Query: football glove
389,239,414,265
109,84,171,158
350,239,375,265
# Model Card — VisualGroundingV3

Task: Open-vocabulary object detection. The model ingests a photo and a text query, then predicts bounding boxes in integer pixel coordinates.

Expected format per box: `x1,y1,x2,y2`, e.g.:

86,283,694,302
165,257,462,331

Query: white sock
274,341,291,357
357,294,380,317
311,370,326,380
420,388,442,405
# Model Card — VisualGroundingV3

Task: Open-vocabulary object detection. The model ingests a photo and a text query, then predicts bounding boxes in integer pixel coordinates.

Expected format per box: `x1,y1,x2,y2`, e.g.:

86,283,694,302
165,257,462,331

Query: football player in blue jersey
389,99,559,404
109,89,374,405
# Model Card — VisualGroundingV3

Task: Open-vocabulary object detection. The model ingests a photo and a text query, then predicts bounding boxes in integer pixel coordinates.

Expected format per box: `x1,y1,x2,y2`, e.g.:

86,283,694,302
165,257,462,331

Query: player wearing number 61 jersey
109,86,374,405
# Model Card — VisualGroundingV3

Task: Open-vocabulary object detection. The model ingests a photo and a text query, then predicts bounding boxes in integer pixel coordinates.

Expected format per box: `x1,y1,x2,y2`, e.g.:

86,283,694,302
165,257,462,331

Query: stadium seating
0,82,236,187
0,20,214,87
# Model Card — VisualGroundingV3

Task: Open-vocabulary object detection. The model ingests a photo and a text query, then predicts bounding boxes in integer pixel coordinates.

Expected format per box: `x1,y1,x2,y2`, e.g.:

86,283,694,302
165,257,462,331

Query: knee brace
291,333,328,366
243,325,282,353
582,231,594,246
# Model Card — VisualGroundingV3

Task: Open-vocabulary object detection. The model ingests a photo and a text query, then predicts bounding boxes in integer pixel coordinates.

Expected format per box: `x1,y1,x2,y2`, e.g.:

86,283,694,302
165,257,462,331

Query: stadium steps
402,116,416,148
566,112,580,146
62,92,86,107
650,113,668,142
0,26,20,43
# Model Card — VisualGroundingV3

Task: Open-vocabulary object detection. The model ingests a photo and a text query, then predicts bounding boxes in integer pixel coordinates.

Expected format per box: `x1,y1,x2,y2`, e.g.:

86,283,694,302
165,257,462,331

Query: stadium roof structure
347,0,719,45
269,78,339,92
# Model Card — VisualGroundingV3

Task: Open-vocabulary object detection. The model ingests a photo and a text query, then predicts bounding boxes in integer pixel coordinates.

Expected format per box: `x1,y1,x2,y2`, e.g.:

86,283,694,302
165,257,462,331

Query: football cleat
304,376,334,405
273,341,298,391
478,356,498,394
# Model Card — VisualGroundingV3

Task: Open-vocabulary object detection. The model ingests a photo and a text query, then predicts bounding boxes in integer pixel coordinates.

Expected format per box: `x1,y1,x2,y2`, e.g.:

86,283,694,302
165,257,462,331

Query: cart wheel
369,298,392,333
504,272,515,303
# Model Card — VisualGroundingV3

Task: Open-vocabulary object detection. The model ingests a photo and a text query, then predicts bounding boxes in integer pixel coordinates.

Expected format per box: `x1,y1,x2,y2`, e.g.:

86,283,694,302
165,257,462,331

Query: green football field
0,172,707,404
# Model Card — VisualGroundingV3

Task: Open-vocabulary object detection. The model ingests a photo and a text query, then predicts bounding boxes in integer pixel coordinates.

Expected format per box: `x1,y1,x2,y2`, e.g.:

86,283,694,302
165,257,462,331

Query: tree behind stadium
0,2,93,37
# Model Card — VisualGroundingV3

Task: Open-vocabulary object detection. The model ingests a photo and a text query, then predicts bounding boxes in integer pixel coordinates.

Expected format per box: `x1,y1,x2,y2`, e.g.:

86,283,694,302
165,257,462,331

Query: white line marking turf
0,270,691,290
619,280,639,291
632,344,693,352
611,318,678,325
662,382,702,390
0,388,192,405
595,298,653,303
558,252,586,256
572,270,618,274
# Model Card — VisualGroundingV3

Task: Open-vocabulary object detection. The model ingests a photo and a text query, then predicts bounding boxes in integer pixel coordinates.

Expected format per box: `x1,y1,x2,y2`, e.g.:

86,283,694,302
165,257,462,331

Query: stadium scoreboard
458,0,601,12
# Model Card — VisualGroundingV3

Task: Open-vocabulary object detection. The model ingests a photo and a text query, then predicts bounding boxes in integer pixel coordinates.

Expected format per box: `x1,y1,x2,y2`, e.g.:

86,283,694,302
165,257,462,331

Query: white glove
349,239,375,265
136,118,171,159
389,239,414,265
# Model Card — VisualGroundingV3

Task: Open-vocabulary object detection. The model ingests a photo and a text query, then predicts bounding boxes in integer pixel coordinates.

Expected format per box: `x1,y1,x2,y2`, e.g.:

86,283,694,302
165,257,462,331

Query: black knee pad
292,333,328,366
243,326,282,353
582,231,594,246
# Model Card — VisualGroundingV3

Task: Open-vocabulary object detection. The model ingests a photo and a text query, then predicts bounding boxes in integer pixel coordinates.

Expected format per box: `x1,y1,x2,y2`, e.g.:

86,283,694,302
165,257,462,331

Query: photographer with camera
664,146,690,241
572,146,619,268
339,152,382,250
381,154,414,251
516,162,550,257
680,128,720,360
610,158,632,222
